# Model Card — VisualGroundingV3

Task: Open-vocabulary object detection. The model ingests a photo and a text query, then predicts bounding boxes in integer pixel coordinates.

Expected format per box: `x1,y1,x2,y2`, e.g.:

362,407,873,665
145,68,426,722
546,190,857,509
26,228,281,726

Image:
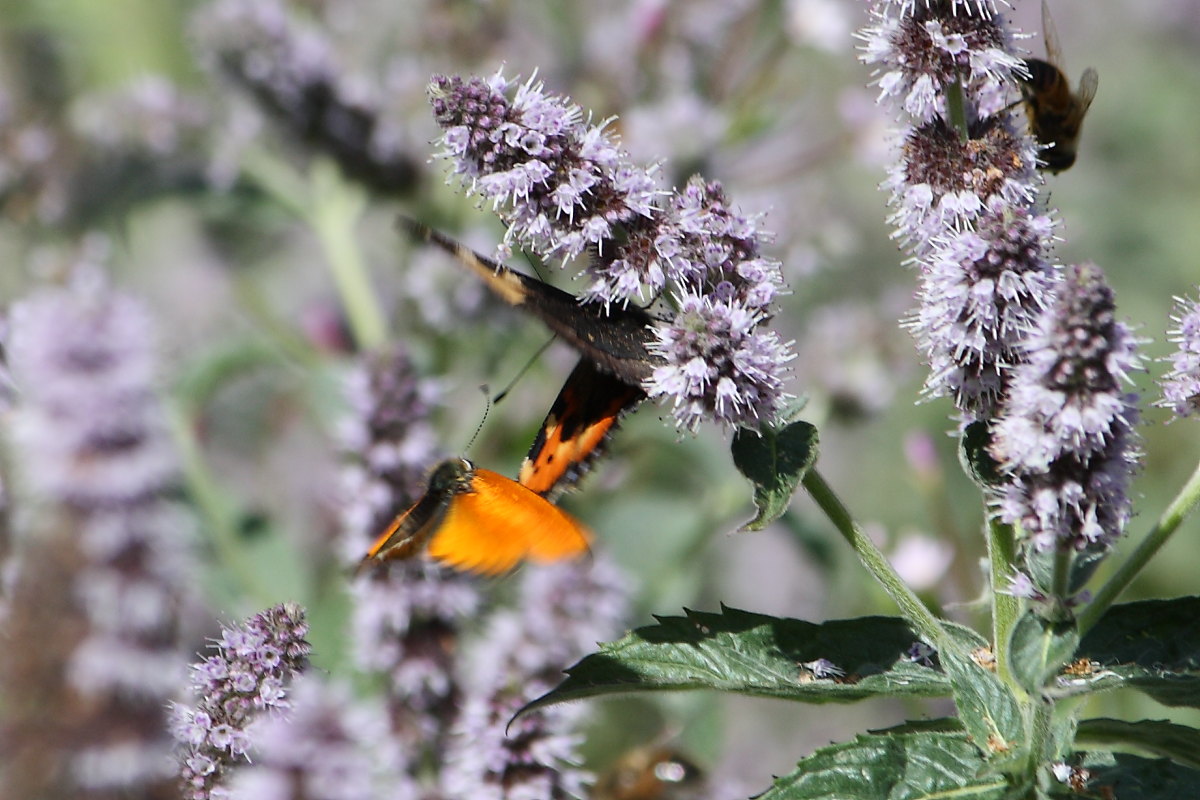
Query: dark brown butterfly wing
400,218,660,384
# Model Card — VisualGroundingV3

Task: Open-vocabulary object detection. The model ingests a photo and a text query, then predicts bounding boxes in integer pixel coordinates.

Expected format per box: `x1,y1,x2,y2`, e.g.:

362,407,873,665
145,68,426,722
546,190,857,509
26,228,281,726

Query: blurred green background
2,0,1198,787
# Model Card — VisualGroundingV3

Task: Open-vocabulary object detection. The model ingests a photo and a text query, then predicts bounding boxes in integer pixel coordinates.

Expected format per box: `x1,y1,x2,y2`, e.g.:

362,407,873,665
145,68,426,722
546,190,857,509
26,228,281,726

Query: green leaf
521,607,951,715
732,420,818,531
1077,718,1200,770
1074,751,1200,800
1008,611,1079,695
1077,597,1200,707
756,728,1015,800
959,420,1002,488
940,623,1026,758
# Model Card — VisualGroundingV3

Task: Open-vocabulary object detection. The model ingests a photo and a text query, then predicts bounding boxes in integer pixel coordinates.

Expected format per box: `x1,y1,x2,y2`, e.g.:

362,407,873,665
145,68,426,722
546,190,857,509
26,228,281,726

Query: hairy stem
802,468,945,648
1079,458,1200,634
987,517,1020,687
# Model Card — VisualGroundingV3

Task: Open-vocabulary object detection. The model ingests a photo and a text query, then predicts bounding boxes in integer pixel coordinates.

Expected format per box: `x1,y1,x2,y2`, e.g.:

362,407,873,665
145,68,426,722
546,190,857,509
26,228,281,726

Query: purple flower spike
860,0,1051,421
990,264,1142,556
910,202,1058,417
3,271,193,798
647,290,793,431
172,603,311,800
442,558,628,800
428,72,794,431
1157,292,1200,419
225,675,419,800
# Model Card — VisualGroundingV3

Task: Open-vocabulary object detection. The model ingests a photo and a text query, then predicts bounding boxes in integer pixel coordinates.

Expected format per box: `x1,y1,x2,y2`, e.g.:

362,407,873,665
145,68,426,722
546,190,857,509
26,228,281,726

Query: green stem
1078,458,1200,634
308,162,388,350
1025,700,1055,788
802,468,945,648
987,517,1020,687
945,80,969,142
167,402,274,609
241,152,388,351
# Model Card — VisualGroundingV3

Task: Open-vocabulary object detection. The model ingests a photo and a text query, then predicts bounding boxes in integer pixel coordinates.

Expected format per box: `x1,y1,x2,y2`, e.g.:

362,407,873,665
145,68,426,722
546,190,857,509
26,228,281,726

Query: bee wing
1076,67,1099,113
1041,0,1066,69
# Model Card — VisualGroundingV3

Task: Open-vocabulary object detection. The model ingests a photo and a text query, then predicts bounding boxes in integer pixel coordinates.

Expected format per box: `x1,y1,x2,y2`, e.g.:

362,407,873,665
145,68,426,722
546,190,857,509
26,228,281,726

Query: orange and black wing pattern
400,218,657,496
519,357,646,497
358,457,590,576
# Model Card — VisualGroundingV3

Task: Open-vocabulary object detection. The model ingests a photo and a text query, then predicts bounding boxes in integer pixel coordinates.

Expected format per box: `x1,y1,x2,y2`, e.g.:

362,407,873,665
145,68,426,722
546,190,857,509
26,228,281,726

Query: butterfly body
402,220,658,497
359,457,591,576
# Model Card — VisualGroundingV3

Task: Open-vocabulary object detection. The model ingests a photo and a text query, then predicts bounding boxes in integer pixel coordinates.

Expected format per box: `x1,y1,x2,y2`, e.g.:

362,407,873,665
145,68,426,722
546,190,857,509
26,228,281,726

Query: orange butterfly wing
519,358,646,497
425,468,591,575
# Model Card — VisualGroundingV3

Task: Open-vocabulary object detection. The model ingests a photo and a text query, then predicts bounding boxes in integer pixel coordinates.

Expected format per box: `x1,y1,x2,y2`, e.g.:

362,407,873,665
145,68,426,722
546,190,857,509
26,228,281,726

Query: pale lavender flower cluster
861,0,1021,126
171,603,311,800
225,675,417,800
1157,292,1200,418
911,202,1059,414
990,264,1141,556
337,346,441,555
3,270,192,796
192,0,418,194
73,75,209,158
429,71,660,280
428,71,793,430
860,0,1051,420
442,558,629,799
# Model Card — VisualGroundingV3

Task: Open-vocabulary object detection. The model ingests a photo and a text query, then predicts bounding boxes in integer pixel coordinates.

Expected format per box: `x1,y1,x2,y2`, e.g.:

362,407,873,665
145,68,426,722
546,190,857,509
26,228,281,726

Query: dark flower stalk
171,603,311,800
1,272,192,799
860,0,1052,420
442,559,629,799
427,70,793,431
192,0,419,195
989,264,1141,586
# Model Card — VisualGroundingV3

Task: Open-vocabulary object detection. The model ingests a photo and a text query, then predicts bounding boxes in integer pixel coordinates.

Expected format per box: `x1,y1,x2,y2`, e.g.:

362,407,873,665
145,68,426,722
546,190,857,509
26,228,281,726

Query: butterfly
400,219,660,498
357,457,591,576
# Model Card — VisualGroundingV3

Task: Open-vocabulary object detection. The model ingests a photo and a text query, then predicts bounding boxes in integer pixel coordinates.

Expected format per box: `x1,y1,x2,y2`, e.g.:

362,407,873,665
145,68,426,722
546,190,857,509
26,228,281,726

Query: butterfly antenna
463,385,492,454
493,337,556,403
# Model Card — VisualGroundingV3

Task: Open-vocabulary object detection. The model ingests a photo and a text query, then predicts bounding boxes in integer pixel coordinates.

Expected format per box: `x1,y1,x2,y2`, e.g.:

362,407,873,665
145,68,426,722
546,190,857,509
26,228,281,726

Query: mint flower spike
859,0,1022,126
860,0,1047,421
1157,292,1200,419
990,263,1142,564
442,558,628,800
4,269,193,798
171,603,311,800
428,70,795,431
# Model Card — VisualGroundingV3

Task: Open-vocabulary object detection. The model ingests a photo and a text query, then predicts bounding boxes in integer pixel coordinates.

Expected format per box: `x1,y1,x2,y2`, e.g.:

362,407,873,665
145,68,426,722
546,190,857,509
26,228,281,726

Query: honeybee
1017,1,1098,172
591,746,706,800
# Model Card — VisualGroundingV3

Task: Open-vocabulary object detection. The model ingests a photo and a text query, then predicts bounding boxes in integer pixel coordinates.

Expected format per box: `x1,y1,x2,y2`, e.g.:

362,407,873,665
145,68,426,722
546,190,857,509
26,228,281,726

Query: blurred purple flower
337,345,481,757
990,264,1142,558
1,269,193,798
172,603,311,800
225,675,419,800
192,0,418,194
442,557,629,800
1157,291,1200,418
428,71,794,430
